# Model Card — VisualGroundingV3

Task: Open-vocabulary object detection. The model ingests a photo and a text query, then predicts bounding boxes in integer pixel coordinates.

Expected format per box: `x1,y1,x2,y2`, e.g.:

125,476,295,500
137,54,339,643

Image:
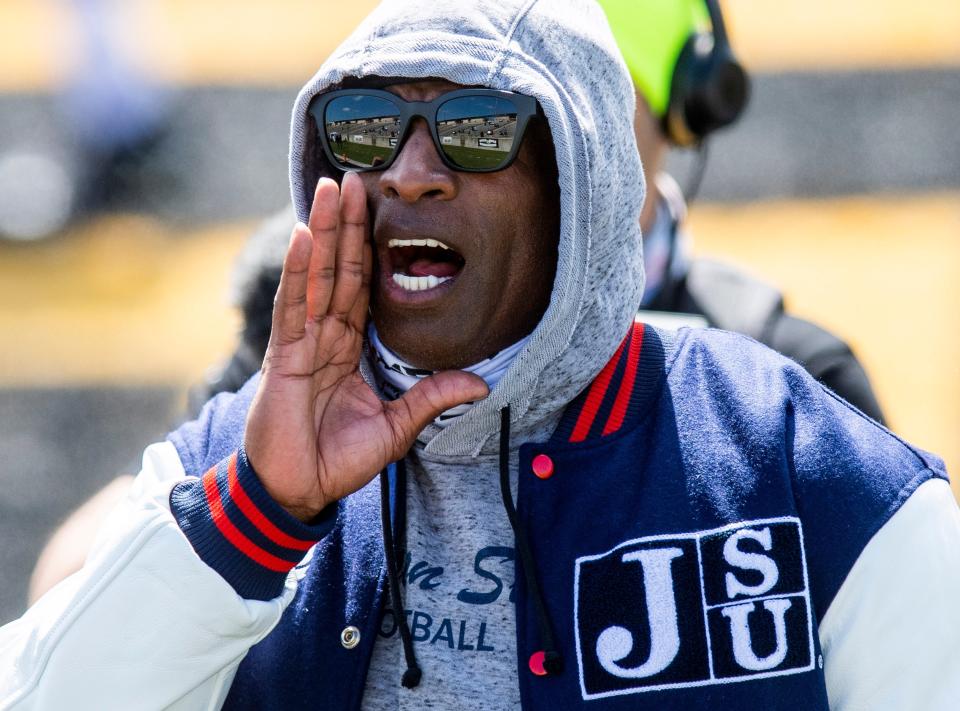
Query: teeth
392,273,453,291
388,238,452,250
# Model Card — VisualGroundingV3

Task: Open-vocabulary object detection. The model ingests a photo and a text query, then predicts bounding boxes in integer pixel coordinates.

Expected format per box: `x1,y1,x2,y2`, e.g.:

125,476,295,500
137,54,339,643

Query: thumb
385,370,490,446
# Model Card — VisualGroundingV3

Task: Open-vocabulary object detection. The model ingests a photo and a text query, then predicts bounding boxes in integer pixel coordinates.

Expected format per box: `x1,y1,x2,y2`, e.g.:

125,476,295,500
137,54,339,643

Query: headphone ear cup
664,33,709,147
665,32,749,147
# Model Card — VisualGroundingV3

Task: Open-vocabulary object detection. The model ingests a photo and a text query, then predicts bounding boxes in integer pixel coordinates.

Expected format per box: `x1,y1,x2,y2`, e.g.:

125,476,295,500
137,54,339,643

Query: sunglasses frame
308,87,540,174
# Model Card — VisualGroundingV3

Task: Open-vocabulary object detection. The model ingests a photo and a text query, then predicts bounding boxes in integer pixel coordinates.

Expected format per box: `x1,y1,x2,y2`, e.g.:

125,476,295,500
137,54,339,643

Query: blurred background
0,0,957,625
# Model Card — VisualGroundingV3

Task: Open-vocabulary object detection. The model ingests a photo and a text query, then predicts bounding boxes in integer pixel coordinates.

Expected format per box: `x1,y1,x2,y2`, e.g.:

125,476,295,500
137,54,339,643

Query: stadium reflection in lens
436,96,518,170
325,95,402,169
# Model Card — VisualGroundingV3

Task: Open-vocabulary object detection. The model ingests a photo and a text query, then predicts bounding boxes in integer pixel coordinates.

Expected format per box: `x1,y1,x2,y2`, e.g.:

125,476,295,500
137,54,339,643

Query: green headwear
596,0,711,117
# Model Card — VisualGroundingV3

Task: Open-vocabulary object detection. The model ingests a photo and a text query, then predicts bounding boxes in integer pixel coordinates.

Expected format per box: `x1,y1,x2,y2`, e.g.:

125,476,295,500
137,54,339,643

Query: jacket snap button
340,625,361,649
528,650,548,676
532,454,554,479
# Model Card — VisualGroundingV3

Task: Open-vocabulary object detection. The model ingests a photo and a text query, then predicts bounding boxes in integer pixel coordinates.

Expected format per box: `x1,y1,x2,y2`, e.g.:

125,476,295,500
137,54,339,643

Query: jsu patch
574,517,814,700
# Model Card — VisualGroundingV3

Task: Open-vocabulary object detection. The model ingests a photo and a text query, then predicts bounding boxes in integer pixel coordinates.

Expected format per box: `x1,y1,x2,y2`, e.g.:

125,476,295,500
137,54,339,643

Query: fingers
385,372,490,450
305,178,340,322
267,173,372,360
348,239,373,332
328,172,369,318
305,173,370,327
270,223,314,345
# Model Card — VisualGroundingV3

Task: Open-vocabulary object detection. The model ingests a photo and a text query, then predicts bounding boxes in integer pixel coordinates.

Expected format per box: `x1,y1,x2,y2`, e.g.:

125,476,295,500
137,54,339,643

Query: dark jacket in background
646,258,886,424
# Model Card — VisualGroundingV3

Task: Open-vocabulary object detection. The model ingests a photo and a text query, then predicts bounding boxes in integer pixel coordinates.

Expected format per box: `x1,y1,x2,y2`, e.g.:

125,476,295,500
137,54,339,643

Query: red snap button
528,650,548,676
532,454,554,479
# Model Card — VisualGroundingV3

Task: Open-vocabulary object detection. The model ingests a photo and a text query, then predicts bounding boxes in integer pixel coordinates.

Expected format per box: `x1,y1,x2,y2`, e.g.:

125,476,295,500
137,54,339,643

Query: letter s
723,527,779,599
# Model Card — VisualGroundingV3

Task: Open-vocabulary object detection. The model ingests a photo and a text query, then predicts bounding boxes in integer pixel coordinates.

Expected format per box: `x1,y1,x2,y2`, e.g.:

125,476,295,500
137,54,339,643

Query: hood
288,0,645,457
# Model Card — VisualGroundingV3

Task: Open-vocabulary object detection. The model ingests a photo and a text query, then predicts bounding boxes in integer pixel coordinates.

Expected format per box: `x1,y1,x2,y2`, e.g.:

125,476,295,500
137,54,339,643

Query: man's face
359,79,560,371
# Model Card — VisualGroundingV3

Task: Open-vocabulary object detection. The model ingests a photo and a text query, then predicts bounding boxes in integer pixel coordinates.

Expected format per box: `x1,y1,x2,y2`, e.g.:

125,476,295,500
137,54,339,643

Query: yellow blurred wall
1,0,959,90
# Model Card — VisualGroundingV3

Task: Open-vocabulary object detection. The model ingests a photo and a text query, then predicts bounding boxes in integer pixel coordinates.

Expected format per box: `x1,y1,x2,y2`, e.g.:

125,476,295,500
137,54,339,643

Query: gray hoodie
287,1,645,706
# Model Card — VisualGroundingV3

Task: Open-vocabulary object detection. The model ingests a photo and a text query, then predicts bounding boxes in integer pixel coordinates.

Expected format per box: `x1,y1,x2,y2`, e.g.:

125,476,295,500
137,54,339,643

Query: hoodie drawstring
377,408,562,690
498,406,564,676
379,460,422,688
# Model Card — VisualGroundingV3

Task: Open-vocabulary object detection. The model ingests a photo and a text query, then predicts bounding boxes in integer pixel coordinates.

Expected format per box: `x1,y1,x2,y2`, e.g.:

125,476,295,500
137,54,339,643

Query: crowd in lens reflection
325,95,518,168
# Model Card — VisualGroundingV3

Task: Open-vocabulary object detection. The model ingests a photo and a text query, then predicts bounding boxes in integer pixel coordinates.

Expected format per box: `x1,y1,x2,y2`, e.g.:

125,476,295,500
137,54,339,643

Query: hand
243,173,488,521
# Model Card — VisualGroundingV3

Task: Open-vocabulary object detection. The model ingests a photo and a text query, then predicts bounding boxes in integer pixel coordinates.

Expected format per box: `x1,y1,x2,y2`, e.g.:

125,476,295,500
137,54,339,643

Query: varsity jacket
3,2,958,708
2,325,958,710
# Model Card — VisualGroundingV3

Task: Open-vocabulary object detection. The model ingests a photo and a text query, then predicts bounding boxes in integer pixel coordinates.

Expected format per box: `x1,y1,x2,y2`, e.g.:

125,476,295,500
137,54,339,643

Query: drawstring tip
401,666,422,688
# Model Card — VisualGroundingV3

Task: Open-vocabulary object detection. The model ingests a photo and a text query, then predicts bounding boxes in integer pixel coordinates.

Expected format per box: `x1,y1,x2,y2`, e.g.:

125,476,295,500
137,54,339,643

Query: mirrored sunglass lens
324,95,401,169
436,96,519,169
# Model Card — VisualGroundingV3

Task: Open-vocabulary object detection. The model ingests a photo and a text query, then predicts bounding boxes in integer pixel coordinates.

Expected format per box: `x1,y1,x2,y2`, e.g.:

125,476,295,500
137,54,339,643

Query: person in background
598,0,886,423
0,0,168,242
65,0,168,204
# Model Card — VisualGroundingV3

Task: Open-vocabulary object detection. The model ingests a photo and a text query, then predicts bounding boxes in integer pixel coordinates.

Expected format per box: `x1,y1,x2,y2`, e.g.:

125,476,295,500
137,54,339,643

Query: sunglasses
309,88,540,173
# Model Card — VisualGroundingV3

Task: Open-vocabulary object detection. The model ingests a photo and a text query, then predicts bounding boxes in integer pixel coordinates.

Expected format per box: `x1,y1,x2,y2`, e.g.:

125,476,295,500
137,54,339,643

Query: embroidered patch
574,517,814,700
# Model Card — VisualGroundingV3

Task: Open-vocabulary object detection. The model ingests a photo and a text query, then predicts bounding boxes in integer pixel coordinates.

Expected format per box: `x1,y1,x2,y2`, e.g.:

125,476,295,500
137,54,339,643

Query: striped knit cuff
169,447,335,600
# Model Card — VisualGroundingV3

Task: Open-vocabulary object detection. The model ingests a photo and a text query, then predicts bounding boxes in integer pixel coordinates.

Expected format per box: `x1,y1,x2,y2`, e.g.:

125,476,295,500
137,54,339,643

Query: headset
664,0,750,147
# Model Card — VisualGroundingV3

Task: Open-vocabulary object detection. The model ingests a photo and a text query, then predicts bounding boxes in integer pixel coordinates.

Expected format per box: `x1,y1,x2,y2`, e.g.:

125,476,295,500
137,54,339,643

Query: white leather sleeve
820,477,960,710
0,442,298,711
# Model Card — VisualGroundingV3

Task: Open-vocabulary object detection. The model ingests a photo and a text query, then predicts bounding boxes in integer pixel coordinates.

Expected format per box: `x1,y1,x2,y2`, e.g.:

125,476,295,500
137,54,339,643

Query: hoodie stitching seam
363,23,382,74
488,0,540,81
342,34,505,61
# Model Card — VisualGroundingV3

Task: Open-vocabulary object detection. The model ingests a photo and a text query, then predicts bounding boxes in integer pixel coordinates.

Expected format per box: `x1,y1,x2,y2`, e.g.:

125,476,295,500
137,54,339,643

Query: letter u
721,598,792,671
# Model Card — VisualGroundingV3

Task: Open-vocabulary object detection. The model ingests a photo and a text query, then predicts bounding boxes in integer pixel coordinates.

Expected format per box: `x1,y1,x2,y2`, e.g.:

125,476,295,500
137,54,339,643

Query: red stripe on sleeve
202,468,296,573
602,322,645,436
225,454,315,551
569,334,628,443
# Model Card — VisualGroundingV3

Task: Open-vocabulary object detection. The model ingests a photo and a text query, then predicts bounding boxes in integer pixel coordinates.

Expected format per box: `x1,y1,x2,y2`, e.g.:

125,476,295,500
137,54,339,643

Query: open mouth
387,238,466,292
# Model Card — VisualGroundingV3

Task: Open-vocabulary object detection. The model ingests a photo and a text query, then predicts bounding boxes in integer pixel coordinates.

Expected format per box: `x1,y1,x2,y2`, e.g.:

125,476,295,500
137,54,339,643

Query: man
2,2,958,709
26,0,885,601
